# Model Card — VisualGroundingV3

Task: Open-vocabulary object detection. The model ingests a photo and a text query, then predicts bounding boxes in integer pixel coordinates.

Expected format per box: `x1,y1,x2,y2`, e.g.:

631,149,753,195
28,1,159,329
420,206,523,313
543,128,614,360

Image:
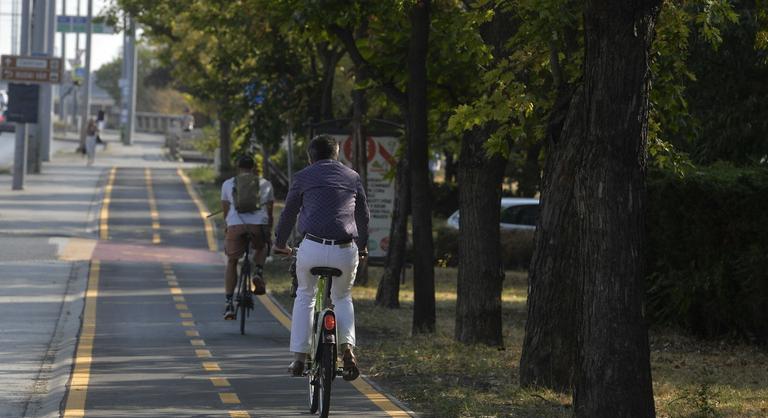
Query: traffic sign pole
12,0,32,190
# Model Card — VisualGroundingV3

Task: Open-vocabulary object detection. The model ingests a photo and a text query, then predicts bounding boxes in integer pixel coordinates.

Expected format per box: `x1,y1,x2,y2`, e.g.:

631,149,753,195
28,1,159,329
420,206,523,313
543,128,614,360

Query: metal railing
134,112,184,134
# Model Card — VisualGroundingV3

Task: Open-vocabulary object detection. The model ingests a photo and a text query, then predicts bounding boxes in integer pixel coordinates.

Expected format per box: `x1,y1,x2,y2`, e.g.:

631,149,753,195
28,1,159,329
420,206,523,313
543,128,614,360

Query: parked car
446,197,540,230
439,198,540,269
0,111,15,133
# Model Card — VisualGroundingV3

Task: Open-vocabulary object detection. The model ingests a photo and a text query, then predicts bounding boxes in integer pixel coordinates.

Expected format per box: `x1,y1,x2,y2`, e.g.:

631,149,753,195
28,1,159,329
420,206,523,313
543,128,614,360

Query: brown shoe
252,274,266,295
288,360,304,377
342,350,360,381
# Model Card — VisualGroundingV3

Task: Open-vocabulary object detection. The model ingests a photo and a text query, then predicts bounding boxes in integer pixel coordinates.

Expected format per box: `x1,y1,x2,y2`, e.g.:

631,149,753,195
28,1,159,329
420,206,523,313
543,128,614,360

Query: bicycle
289,249,342,418
231,235,255,335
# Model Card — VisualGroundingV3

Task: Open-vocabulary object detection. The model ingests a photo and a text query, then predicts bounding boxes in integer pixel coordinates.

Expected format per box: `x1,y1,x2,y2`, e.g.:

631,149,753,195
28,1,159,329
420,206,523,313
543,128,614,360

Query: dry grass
188,167,768,418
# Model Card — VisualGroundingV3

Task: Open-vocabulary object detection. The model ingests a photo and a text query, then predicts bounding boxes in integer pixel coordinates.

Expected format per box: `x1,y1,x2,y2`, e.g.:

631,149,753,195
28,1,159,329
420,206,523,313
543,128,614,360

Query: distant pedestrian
85,119,98,166
181,108,194,132
96,109,106,146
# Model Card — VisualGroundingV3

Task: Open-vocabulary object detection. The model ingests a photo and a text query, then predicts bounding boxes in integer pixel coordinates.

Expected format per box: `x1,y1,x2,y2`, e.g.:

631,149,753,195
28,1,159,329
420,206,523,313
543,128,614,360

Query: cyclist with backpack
221,155,274,320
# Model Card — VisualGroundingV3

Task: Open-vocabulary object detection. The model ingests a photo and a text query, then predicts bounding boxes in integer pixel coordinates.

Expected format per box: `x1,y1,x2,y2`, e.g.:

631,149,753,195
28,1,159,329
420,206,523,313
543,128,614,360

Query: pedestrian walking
96,109,106,146
85,119,98,166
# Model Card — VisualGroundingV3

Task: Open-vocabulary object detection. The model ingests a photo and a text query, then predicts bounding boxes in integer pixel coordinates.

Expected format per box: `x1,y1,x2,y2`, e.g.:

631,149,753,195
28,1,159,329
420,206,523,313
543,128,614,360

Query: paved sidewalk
0,130,189,417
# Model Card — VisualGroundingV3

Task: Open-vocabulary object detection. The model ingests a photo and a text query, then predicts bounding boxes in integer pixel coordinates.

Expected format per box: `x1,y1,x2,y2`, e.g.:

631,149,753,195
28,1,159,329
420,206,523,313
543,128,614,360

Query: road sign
6,83,40,123
1,55,64,84
56,15,115,34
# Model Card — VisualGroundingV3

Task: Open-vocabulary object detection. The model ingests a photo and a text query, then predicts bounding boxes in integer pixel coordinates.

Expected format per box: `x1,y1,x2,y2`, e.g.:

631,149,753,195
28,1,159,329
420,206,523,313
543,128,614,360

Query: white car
446,197,540,230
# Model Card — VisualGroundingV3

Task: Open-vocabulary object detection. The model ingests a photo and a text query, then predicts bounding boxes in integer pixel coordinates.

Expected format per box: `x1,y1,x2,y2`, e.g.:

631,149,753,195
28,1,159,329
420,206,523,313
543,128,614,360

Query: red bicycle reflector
323,314,336,330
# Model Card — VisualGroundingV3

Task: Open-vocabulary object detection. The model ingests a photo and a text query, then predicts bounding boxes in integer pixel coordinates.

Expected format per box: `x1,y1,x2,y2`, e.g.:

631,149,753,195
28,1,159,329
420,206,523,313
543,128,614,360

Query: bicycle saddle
310,267,342,277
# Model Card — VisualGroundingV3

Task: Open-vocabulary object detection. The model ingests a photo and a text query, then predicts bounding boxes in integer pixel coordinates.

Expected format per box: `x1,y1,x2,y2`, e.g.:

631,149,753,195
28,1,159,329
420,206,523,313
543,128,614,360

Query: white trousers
85,135,97,165
290,238,359,354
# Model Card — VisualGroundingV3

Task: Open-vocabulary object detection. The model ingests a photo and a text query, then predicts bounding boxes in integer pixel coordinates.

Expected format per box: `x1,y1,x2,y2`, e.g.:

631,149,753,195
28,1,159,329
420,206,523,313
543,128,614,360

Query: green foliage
646,165,768,342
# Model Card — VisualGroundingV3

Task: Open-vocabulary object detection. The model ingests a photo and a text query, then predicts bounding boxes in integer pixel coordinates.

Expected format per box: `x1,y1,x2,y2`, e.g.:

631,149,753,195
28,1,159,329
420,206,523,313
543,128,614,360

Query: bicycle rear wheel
239,263,250,335
317,346,334,418
308,363,319,413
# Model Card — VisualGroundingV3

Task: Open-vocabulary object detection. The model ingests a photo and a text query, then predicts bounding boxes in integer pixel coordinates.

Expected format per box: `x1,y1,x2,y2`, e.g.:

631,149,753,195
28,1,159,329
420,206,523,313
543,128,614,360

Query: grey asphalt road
65,167,404,417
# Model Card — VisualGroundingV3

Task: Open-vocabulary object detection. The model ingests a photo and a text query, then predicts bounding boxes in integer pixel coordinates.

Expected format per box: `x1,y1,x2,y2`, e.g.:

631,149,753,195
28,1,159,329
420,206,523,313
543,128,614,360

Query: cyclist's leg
328,243,359,349
246,224,268,293
290,239,324,356
224,224,247,294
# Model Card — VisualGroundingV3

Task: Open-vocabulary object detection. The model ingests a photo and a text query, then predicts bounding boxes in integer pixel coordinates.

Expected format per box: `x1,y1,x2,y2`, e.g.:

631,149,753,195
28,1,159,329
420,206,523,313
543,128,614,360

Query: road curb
263,291,419,418
24,260,89,418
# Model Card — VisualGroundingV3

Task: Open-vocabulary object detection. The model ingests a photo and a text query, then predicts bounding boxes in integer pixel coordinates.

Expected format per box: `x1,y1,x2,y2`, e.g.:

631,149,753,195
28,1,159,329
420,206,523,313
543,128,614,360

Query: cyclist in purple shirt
274,135,369,381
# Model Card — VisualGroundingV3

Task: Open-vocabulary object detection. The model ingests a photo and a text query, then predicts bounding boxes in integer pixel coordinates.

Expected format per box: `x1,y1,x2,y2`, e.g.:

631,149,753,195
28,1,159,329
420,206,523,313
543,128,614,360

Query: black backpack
232,173,261,213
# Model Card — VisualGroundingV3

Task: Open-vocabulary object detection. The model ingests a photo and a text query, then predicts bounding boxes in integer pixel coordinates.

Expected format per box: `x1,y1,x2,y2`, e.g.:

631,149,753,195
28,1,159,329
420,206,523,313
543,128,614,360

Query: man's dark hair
237,155,255,170
308,135,339,162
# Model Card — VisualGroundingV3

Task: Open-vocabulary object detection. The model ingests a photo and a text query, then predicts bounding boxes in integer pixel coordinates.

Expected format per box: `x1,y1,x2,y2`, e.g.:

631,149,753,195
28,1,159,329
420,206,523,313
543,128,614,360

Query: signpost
1,55,63,84
56,15,114,34
336,134,399,258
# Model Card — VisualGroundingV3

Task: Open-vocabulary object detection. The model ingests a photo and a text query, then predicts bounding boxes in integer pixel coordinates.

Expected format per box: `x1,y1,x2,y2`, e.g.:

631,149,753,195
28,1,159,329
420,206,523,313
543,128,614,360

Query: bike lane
63,167,412,417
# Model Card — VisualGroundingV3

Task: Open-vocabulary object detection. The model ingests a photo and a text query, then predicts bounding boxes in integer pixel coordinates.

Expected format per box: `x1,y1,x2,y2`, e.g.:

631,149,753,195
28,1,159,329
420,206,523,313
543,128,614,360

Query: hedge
646,164,768,342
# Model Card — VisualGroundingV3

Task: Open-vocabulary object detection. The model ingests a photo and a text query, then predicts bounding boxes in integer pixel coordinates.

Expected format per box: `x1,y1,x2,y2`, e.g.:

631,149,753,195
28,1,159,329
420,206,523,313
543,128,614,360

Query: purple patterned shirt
275,159,370,249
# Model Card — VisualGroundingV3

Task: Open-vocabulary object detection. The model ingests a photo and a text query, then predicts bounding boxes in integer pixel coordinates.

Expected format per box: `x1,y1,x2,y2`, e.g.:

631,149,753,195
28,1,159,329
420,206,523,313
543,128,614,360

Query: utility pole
11,0,20,55
40,0,57,162
59,0,67,123
28,0,49,174
71,0,80,128
12,0,32,190
78,0,92,149
123,15,137,145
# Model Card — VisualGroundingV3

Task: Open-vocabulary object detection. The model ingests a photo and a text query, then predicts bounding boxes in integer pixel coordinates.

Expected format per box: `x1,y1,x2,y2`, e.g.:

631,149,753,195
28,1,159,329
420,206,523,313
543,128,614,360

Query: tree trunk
408,0,435,334
519,84,581,392
376,156,410,308
218,112,232,180
455,127,506,345
320,46,343,121
517,140,543,197
443,151,457,183
573,1,659,416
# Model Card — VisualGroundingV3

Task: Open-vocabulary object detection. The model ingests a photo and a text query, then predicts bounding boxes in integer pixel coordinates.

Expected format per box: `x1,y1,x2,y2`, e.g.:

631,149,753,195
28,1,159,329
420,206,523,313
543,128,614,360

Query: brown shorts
224,224,267,259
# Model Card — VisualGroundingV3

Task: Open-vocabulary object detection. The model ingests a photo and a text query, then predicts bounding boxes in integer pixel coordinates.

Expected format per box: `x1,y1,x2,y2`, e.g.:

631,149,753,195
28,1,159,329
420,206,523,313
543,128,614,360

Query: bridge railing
134,112,184,134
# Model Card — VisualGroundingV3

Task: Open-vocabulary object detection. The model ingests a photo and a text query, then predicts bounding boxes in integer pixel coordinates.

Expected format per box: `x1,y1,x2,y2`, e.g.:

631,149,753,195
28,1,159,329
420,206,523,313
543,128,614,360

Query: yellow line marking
181,320,195,327
166,274,177,279
99,167,117,240
180,312,193,319
173,296,186,302
144,168,162,244
186,330,199,337
63,261,101,417
190,339,205,346
229,411,250,418
257,294,411,417
349,379,412,417
168,281,179,286
170,287,182,295
177,168,218,252
195,349,212,358
176,303,189,311
219,393,240,404
210,377,230,387
202,361,220,371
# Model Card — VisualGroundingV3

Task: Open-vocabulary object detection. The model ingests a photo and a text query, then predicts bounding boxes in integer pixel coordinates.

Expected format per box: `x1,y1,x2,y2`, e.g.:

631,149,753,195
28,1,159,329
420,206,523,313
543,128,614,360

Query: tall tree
572,0,660,415
453,6,517,346
406,0,435,332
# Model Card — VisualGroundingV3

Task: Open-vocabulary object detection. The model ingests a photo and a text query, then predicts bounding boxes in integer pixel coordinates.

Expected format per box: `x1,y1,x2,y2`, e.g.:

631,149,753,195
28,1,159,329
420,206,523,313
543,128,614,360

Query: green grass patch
186,165,768,417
